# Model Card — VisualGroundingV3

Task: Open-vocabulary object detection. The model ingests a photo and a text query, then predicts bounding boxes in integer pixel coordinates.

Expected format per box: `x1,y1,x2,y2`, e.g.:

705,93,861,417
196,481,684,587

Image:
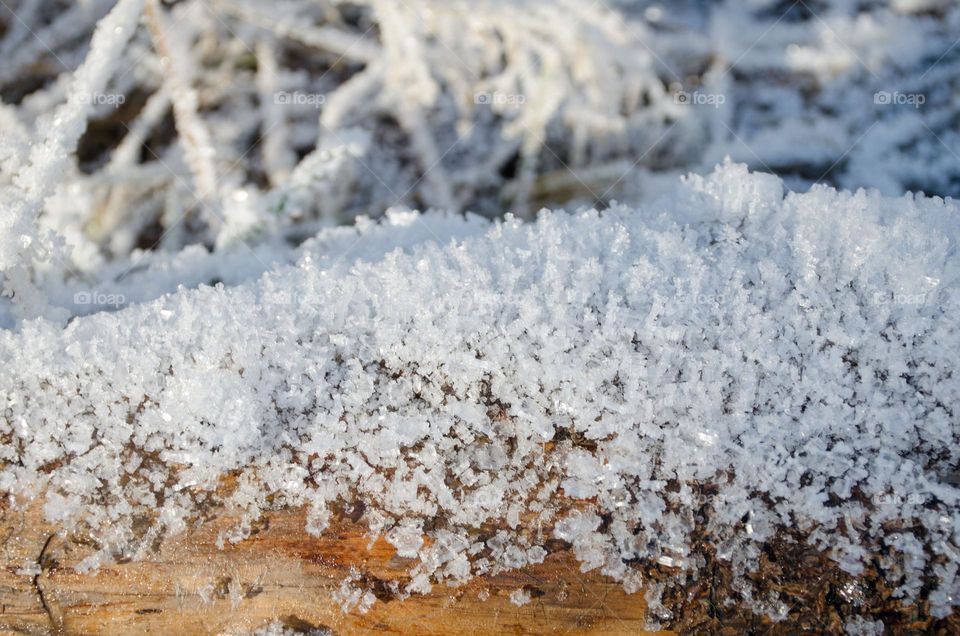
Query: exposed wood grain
0,501,666,635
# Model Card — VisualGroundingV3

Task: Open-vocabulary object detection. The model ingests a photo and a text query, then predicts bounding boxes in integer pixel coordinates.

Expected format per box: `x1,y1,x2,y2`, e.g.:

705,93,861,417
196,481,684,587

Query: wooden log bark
0,501,664,635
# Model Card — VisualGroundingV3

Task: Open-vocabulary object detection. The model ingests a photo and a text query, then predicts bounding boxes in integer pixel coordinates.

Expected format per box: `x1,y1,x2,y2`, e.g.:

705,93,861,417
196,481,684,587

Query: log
0,501,664,635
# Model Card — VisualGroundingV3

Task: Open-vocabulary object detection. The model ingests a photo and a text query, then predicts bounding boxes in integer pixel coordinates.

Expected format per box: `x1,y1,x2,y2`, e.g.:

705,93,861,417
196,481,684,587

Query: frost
2,0,960,626
844,615,885,636
15,564,41,577
386,520,425,559
509,588,531,607
247,621,330,636
333,569,377,614
1,162,958,620
4,1,960,330
1,0,144,322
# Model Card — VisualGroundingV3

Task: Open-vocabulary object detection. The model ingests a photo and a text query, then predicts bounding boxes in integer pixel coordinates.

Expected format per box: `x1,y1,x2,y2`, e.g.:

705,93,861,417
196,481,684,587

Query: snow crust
2,162,958,620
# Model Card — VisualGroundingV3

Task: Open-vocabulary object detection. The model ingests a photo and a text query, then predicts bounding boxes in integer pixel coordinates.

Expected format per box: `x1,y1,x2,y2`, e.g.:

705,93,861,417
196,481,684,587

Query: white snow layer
2,162,959,619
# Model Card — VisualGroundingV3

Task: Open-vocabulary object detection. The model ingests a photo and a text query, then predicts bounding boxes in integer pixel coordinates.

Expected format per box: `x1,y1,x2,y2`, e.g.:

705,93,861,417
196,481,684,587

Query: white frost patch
386,520,425,558
844,615,885,636
333,569,376,614
509,588,531,607
247,621,330,636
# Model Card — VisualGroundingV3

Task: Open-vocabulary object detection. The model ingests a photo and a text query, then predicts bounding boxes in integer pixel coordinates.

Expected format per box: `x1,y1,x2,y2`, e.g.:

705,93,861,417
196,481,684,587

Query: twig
145,0,220,225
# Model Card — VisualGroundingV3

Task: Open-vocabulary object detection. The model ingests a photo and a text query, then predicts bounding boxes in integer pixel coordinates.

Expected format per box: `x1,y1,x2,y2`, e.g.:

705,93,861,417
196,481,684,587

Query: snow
1,162,959,622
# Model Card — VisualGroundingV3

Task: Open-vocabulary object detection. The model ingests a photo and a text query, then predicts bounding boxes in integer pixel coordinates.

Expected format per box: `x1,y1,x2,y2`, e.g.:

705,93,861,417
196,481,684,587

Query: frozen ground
1,0,959,630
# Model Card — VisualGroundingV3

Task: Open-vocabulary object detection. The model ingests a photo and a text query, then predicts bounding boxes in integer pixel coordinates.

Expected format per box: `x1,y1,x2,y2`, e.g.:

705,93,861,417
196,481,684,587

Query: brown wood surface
0,500,666,636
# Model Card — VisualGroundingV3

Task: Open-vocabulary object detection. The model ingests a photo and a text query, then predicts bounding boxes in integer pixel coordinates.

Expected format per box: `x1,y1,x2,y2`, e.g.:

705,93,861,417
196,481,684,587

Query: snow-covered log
2,163,958,628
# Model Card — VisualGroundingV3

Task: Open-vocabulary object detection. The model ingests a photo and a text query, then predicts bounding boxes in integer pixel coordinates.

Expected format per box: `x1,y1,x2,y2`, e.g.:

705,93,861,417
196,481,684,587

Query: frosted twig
373,0,456,211
255,39,295,185
109,88,172,172
319,60,383,132
0,0,114,85
218,0,381,63
0,0,42,61
145,0,219,226
1,0,145,322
